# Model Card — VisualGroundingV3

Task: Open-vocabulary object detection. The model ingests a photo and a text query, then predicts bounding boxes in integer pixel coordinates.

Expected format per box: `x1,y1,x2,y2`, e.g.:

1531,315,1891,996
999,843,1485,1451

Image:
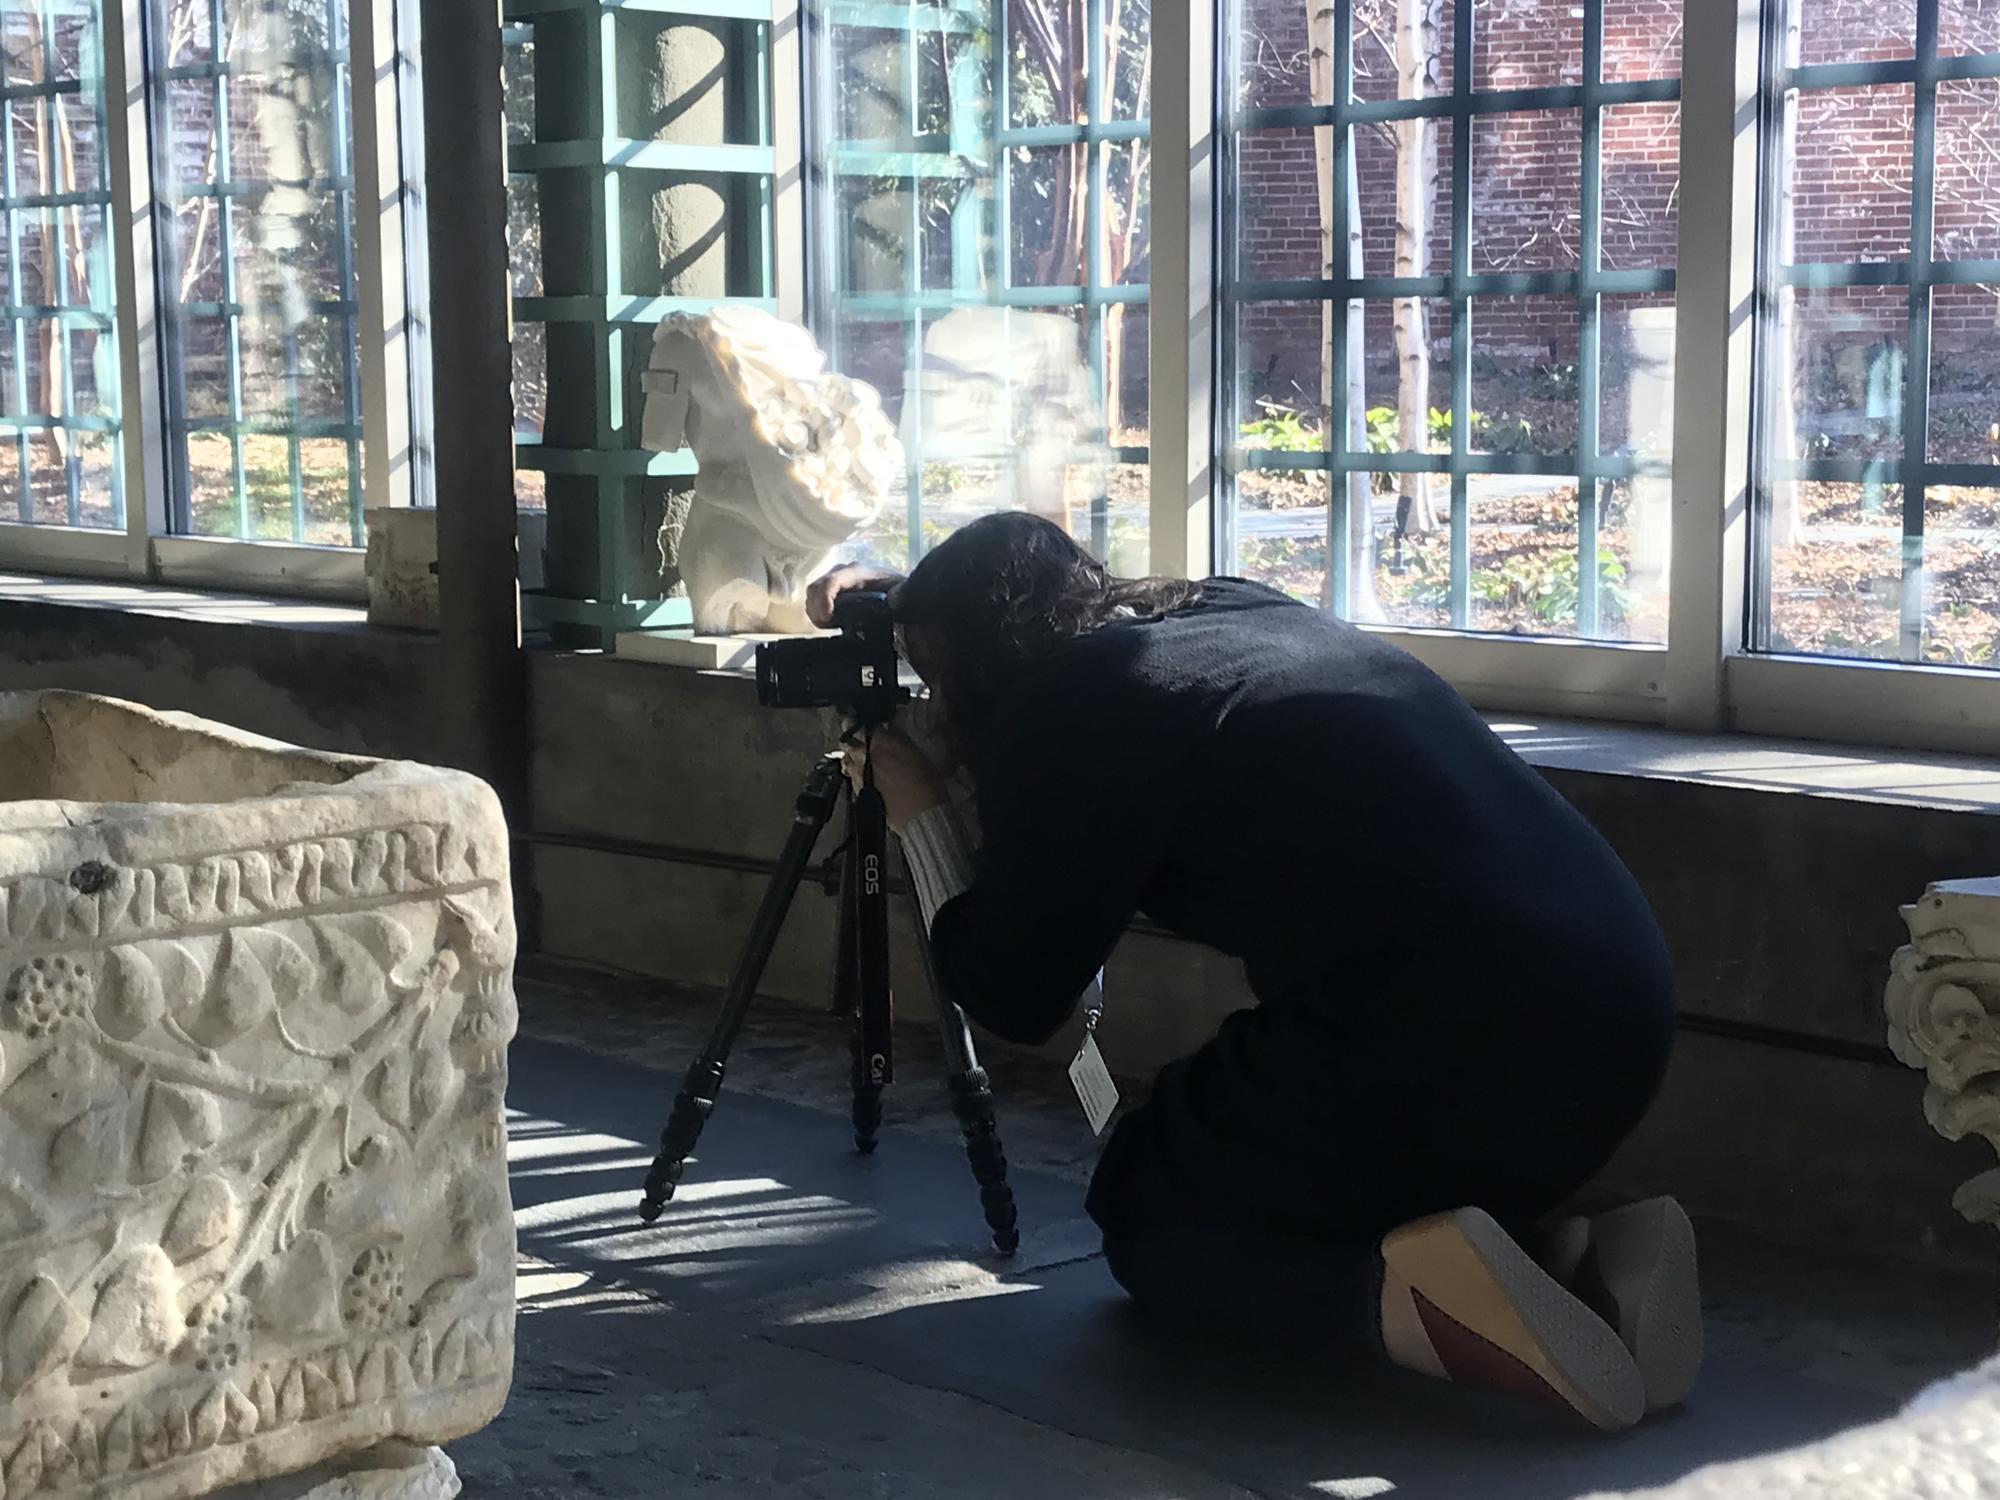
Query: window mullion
1144,0,1211,579
1326,0,1352,616
1447,0,1471,630
1664,0,1759,729
1901,0,1940,661
105,0,163,573
350,0,416,520
1577,0,1605,638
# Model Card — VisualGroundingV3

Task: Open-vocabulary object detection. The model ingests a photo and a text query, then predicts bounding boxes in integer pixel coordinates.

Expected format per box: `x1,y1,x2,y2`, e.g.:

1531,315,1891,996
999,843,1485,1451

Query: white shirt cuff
897,803,977,931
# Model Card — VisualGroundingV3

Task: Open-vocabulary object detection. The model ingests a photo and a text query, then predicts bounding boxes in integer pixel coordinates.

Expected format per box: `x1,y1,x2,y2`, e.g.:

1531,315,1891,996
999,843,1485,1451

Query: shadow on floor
506,1036,1902,1500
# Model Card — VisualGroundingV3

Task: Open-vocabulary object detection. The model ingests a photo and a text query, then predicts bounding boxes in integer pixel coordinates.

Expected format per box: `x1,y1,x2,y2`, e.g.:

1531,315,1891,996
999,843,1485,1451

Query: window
154,0,363,544
1,0,124,530
807,0,1151,573
1219,0,1681,644
1753,0,2000,670
0,0,426,589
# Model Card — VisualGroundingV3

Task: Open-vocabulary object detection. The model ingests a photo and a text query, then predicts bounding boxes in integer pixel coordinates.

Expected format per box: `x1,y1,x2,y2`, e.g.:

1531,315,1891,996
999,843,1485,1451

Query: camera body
755,589,907,725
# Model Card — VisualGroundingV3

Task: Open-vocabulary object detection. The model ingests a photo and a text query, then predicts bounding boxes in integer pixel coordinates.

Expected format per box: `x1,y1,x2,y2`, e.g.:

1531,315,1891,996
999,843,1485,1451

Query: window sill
0,570,393,635
1493,715,2000,815
601,642,2000,815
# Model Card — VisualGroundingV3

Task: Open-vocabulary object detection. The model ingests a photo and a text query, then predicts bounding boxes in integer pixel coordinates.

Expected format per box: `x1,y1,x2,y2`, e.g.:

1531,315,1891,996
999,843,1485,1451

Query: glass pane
1602,0,1681,82
0,0,123,532
817,0,1145,566
1471,111,1580,272
1352,0,1457,103
159,0,216,66
1235,299,1328,449
1471,296,1580,456
1236,469,1329,605
1786,0,1916,65
1109,305,1148,446
1008,3,1080,128
1107,140,1148,282
1773,283,1907,462
507,175,542,298
0,439,21,522
1358,298,1451,453
1470,478,1582,637
1600,291,1676,461
1929,282,2000,465
1924,484,2000,665
1934,81,2000,263
1472,0,1581,91
1010,145,1088,287
1110,0,1149,120
154,0,362,544
1940,0,2000,56
1373,476,1449,627
1236,127,1328,280
1765,481,1908,661
1236,0,1313,109
1782,86,1913,266
1600,102,1678,272
1355,115,1453,279
503,30,536,145
514,321,546,441
299,436,355,546
1602,476,1671,642
186,432,240,536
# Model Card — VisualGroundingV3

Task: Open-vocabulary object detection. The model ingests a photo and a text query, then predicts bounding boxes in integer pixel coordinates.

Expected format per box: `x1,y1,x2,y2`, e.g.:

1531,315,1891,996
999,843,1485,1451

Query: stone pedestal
363,509,440,631
1885,877,2000,1233
0,692,516,1499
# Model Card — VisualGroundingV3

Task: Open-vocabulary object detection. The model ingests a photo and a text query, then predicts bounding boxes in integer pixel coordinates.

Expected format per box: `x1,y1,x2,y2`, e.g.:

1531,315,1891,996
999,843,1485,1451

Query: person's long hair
892,512,1202,768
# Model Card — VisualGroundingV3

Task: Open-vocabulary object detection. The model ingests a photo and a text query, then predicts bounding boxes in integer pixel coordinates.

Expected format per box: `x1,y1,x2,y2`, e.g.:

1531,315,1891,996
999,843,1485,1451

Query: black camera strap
852,754,895,1091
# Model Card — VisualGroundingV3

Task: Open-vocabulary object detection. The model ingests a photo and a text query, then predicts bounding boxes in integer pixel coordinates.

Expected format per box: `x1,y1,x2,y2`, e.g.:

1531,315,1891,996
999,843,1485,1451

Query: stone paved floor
449,962,1999,1499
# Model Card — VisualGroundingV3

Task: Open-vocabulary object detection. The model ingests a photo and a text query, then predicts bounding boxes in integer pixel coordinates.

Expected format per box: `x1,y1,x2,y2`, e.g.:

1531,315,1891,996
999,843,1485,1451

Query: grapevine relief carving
0,840,515,1496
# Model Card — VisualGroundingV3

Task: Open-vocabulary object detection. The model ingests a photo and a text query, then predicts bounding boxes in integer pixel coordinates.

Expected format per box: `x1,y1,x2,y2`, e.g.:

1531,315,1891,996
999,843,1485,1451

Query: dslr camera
755,589,907,727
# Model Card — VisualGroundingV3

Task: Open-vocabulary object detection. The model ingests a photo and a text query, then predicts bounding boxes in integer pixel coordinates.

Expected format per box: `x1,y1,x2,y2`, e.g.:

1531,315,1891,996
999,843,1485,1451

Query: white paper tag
1068,1032,1120,1137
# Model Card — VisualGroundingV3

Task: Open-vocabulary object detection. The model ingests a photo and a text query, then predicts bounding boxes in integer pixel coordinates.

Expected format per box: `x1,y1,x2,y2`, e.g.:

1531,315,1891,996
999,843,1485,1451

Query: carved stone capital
1887,878,2000,1241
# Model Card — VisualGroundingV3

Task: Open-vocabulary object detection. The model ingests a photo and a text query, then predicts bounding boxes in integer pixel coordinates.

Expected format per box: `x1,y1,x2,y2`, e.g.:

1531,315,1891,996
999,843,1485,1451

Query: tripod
637,747,1021,1255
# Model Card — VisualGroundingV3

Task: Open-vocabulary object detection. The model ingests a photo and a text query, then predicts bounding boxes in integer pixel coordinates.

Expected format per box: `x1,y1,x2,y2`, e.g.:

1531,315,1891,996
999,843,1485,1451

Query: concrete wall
525,650,2000,1264
0,598,451,763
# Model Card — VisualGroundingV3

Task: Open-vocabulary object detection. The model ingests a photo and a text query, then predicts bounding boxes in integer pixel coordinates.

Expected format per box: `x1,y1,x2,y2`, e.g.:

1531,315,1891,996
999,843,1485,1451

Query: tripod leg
901,854,1021,1257
639,756,847,1223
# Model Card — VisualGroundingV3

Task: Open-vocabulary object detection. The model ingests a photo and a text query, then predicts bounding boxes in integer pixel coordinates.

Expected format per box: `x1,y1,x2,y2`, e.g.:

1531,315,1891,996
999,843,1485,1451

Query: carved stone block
0,692,516,1499
1886,877,2000,1234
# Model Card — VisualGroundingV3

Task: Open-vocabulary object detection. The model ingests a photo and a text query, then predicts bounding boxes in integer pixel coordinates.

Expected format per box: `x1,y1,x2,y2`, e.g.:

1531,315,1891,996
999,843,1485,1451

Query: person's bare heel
1379,1207,1645,1432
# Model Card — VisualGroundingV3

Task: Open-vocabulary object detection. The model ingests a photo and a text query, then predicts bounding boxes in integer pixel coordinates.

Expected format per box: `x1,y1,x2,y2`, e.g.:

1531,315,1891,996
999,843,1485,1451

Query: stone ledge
557,646,2000,814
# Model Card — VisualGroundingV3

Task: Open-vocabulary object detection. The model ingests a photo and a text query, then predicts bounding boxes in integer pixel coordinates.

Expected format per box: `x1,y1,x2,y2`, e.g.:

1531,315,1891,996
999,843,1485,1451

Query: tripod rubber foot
638,1062,725,1223
946,1066,1019,1257
852,1081,883,1155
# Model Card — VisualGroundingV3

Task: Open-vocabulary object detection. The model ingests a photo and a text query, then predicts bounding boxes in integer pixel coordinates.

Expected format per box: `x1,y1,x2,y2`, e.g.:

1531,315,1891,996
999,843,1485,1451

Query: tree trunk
24,17,68,470
1309,0,1380,617
1392,0,1442,534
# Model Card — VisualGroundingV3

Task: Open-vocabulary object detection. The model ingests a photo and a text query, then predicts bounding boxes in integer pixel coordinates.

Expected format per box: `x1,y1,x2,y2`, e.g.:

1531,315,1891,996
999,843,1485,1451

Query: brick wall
1228,0,2000,433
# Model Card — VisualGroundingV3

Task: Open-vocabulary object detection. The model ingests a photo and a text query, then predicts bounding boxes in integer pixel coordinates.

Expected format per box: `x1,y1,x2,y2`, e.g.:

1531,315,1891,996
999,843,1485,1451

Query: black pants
1084,988,1674,1354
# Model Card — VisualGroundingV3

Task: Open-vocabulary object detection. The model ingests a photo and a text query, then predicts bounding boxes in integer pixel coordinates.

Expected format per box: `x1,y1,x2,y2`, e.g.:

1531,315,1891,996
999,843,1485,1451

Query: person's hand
842,721,948,831
807,563,905,630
